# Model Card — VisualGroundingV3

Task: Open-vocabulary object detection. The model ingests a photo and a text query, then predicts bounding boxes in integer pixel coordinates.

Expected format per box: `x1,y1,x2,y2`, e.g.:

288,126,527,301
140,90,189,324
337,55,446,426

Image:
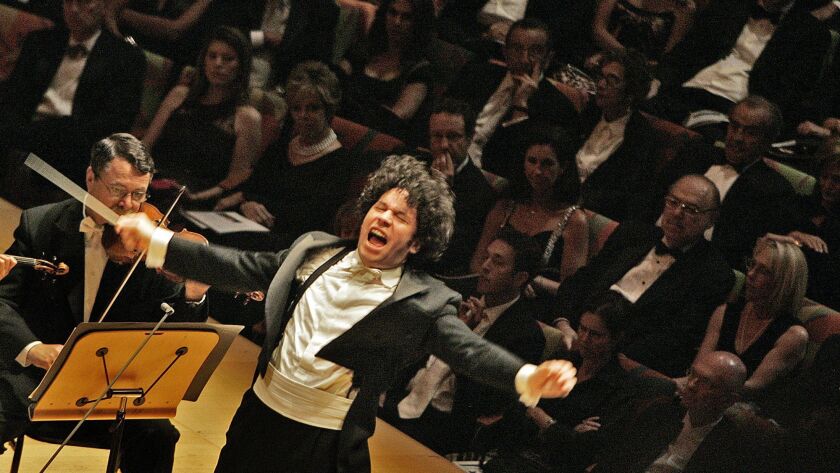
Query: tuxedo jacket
577,109,659,222
0,199,206,428
0,26,146,155
657,0,830,125
162,231,527,473
592,397,784,473
207,0,339,86
555,221,733,376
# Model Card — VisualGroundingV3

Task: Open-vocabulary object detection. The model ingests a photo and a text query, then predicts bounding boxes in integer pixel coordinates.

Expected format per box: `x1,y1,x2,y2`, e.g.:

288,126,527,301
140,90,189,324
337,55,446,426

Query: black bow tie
750,3,782,24
654,240,682,258
66,44,88,60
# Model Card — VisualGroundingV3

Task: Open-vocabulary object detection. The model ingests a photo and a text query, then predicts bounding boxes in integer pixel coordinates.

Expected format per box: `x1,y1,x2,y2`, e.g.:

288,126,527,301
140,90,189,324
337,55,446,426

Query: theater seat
0,4,53,81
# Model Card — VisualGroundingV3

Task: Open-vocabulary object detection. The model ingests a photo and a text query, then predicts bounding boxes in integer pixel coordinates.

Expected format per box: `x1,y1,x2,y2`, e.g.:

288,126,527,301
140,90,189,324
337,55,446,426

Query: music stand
27,322,242,473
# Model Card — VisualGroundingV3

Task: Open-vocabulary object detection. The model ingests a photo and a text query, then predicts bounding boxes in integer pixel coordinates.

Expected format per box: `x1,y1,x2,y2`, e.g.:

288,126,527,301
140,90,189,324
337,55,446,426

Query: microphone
160,302,175,316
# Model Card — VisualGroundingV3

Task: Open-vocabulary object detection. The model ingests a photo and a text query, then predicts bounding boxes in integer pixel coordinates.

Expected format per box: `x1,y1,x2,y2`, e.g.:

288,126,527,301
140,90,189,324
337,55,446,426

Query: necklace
289,129,338,157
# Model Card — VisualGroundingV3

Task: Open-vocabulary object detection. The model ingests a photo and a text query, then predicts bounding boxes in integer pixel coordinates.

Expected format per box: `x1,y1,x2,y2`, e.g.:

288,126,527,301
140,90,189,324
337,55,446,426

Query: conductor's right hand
27,344,63,370
115,213,158,253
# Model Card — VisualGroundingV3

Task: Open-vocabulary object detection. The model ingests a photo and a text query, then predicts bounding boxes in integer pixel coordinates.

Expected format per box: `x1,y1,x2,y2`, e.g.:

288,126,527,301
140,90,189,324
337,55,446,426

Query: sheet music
181,210,270,234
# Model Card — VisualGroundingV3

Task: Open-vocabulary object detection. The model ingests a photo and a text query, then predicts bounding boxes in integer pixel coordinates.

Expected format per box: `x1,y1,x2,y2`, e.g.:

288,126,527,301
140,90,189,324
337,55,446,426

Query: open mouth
368,229,388,247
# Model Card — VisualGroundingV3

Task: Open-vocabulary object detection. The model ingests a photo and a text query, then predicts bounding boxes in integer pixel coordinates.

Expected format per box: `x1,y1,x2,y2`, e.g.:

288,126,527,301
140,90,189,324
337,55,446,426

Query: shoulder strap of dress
541,205,580,266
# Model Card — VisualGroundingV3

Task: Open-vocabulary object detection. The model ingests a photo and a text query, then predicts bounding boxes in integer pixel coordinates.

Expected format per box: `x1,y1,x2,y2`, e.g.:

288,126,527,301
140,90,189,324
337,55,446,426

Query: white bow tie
79,216,104,234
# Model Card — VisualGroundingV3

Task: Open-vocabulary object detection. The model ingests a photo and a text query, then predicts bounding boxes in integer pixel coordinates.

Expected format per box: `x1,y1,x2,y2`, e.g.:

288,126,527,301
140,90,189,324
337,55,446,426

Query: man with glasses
591,351,782,472
550,175,734,377
0,133,207,472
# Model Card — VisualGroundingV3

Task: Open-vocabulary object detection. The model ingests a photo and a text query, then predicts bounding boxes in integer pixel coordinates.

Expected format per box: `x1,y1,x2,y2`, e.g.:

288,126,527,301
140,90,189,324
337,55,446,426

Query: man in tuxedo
115,154,577,473
649,0,831,131
0,134,208,472
659,96,805,270
0,0,146,185
428,98,496,276
553,174,734,377
381,227,545,453
592,351,783,473
446,18,579,173
205,0,339,89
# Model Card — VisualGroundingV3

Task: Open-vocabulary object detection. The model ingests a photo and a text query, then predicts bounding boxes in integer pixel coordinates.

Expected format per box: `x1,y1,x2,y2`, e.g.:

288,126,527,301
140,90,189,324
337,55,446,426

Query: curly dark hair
600,49,652,108
356,154,455,265
511,125,580,204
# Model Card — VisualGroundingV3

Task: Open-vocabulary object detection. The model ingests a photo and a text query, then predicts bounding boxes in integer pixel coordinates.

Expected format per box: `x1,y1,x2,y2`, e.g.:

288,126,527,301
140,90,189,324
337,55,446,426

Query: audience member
205,0,339,89
0,0,146,185
0,133,208,472
553,175,733,376
660,96,806,270
686,236,808,400
339,0,436,145
483,291,643,473
427,98,496,276
142,26,262,207
446,18,578,171
591,351,783,473
381,227,545,454
574,49,657,221
648,0,831,131
591,0,694,64
218,60,351,250
471,131,588,295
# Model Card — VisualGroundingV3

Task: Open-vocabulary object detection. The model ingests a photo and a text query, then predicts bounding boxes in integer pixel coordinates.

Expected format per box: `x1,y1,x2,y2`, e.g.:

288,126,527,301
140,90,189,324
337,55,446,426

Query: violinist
0,133,208,473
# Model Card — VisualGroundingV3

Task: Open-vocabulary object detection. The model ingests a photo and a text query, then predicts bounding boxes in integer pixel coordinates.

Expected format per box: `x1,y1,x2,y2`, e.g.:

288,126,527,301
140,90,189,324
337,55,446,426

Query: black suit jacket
453,297,545,421
162,231,528,473
433,159,496,275
657,1,830,126
577,109,659,222
206,0,338,87
0,199,206,432
554,221,733,376
0,26,146,168
592,397,784,473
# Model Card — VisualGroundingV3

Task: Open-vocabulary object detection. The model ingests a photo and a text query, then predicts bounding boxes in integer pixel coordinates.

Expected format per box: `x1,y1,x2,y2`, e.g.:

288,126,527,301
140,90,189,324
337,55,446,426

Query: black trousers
215,388,341,473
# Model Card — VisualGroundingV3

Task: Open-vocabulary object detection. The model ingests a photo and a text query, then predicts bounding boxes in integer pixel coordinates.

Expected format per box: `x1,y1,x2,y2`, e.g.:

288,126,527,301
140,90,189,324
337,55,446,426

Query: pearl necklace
289,129,338,157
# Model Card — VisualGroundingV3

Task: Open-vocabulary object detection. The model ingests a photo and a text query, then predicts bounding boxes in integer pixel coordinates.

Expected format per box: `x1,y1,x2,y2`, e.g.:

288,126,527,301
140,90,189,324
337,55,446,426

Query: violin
101,201,208,270
0,254,69,276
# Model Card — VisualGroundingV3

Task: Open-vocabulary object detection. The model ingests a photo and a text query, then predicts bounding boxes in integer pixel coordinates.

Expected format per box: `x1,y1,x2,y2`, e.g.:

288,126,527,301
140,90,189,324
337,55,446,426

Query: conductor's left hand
115,213,158,253
528,360,577,398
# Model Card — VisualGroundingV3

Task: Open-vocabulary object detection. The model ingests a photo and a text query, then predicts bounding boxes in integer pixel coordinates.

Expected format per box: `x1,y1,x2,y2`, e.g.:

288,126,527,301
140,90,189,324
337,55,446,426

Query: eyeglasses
505,43,548,59
101,182,149,203
594,72,624,89
663,195,716,216
685,367,722,390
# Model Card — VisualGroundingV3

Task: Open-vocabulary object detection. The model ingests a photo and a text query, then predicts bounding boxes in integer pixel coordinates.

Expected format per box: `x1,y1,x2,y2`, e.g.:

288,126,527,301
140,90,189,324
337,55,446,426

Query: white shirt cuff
250,30,265,47
833,0,840,10
146,227,175,269
515,363,540,407
16,341,42,367
186,294,206,306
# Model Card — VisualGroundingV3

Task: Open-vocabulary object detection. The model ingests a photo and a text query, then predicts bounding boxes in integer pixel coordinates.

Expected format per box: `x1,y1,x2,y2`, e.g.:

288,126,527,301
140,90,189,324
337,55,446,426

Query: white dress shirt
34,30,101,119
610,247,676,303
469,73,516,167
250,0,290,88
645,414,722,473
478,0,529,24
682,19,774,104
575,113,631,183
